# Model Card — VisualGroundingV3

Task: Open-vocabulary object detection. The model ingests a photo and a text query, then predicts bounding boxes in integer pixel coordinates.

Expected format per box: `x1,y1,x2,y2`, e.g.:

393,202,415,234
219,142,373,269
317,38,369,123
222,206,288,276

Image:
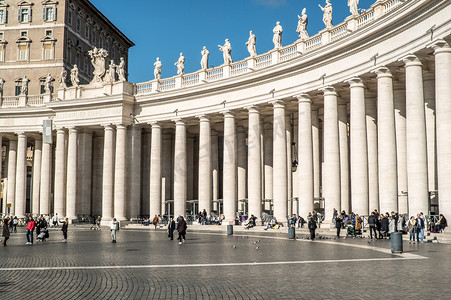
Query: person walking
176,216,187,244
2,217,10,247
335,215,343,237
416,214,425,243
53,213,59,228
110,218,119,243
368,212,378,239
408,216,418,244
153,215,159,230
26,216,35,245
308,216,317,240
61,218,69,242
12,216,18,233
168,217,176,240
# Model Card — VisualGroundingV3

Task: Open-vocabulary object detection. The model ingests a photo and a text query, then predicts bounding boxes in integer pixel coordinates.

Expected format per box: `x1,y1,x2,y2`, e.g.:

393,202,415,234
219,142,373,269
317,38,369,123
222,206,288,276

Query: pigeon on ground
255,246,259,250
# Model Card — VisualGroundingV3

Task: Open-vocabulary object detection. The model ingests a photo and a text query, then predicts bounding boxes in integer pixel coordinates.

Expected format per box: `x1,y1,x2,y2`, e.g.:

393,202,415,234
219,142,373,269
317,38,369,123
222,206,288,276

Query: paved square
0,226,450,299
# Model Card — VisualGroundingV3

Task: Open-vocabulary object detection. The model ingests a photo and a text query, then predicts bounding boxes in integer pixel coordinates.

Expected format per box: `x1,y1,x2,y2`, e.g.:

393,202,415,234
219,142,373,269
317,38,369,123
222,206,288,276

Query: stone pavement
0,225,450,299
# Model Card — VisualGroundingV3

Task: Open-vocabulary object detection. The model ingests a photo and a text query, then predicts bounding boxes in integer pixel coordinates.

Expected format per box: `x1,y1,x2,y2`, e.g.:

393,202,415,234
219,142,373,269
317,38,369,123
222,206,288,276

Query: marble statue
272,21,283,49
218,39,232,65
246,31,257,57
154,57,162,80
175,53,185,75
105,60,116,83
88,47,108,83
44,73,54,93
348,0,359,16
21,76,29,95
319,0,333,29
0,78,4,94
70,64,80,87
296,8,309,39
59,67,67,88
200,46,209,70
117,57,126,82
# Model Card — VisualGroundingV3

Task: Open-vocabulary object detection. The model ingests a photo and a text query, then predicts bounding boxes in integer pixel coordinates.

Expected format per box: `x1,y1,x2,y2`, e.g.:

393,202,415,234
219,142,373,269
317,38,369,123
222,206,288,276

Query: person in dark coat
176,216,187,244
335,216,343,237
368,212,378,239
2,218,10,247
381,214,389,239
168,217,176,240
61,218,69,242
308,217,317,240
376,215,383,239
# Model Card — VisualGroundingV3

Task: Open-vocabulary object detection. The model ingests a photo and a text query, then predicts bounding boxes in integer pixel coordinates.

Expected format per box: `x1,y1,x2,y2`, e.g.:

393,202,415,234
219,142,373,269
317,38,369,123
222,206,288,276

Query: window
92,31,96,44
84,25,89,39
83,56,88,73
18,8,32,23
43,7,56,21
45,30,52,36
0,32,3,39
15,80,23,96
0,9,6,24
21,31,28,37
68,10,72,25
99,37,103,48
18,45,27,60
44,44,52,59
40,78,46,94
76,18,81,32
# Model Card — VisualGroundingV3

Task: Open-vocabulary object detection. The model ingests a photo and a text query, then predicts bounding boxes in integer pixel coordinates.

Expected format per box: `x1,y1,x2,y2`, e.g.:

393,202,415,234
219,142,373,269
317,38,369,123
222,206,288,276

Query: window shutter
18,9,21,22
43,7,46,21
54,7,57,21
29,8,32,22
5,9,7,23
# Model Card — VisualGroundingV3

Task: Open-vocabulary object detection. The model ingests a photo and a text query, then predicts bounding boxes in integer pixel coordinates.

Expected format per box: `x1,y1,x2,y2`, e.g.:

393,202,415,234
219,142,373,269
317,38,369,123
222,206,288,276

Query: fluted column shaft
263,122,273,205
6,139,17,215
102,125,114,221
66,128,78,221
223,112,237,222
32,138,42,215
211,132,219,212
298,95,314,218
312,108,320,199
78,132,92,216
247,107,262,218
375,67,398,213
286,115,292,216
198,116,212,214
338,102,349,213
54,129,66,217
394,83,407,214
174,119,187,218
366,97,379,212
237,127,247,205
40,140,52,215
114,125,127,220
272,101,287,222
150,123,162,217
129,126,141,219
348,78,369,215
15,133,27,218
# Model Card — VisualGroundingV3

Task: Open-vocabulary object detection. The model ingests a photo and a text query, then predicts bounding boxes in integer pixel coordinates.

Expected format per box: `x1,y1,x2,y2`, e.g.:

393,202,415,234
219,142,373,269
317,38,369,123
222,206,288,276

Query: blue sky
90,0,376,83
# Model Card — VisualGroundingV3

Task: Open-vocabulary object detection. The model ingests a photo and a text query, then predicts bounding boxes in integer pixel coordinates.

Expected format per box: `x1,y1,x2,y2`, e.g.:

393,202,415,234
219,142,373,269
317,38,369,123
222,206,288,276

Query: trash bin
391,232,403,253
288,227,295,239
227,225,233,235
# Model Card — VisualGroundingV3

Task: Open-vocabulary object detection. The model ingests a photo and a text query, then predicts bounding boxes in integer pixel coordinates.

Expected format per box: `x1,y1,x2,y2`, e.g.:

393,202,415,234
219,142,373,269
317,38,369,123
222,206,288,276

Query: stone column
237,127,247,210
247,106,262,218
32,137,42,215
223,111,237,222
366,95,379,212
40,138,52,215
272,100,287,223
211,131,219,212
114,125,127,221
263,121,273,209
6,138,17,215
15,133,27,218
198,116,212,214
78,131,92,216
338,101,350,213
375,67,398,214
66,128,78,221
149,123,162,218
312,108,321,200
54,128,66,217
286,114,292,216
322,86,341,222
129,125,141,219
394,80,408,214
348,77,369,216
403,55,429,215
174,119,187,218
102,125,114,222
297,94,314,218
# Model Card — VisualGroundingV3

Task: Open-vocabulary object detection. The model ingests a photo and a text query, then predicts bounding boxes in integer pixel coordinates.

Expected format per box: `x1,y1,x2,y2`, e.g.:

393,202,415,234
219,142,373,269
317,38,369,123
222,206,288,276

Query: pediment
17,1,34,7
16,36,32,43
0,2,9,8
41,0,58,5
0,39,7,45
41,36,56,42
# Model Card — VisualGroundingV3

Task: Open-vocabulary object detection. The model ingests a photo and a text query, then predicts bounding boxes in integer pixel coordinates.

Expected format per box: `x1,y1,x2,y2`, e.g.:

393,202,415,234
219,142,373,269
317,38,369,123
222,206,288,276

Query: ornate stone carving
70,65,80,87
88,47,108,84
105,60,116,83
348,0,359,16
154,57,162,80
296,8,309,39
200,47,209,70
319,0,333,29
218,39,232,65
59,67,67,89
246,31,257,57
175,53,185,75
44,73,54,93
272,21,283,49
117,57,126,82
21,76,29,96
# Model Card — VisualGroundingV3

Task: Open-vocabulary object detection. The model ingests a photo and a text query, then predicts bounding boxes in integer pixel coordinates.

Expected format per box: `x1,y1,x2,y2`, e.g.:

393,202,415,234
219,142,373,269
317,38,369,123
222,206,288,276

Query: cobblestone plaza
1,227,450,299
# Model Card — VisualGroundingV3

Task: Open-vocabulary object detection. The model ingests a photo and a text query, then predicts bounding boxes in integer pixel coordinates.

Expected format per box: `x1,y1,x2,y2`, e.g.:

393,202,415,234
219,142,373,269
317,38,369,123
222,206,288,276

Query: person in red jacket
26,216,35,245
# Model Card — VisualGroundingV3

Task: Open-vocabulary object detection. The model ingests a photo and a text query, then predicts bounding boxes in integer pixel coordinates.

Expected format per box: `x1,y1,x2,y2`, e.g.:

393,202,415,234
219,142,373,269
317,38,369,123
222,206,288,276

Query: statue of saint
70,64,80,87
218,39,232,65
117,57,126,82
348,0,359,16
154,57,162,80
296,8,309,39
44,73,54,93
105,60,116,83
88,47,108,84
272,21,283,49
175,53,185,75
246,31,257,57
21,76,29,95
319,0,333,29
59,67,67,88
200,46,209,70
0,78,5,95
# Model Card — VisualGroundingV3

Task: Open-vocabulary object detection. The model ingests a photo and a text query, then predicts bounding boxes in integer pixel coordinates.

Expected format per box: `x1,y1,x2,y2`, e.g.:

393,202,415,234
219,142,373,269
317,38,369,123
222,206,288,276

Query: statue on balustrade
175,53,185,75
218,39,232,65
319,0,333,29
117,57,126,82
0,78,4,95
296,8,309,39
88,47,108,84
246,31,257,57
21,76,29,96
200,46,209,70
154,57,162,80
104,60,116,83
348,0,359,16
58,67,67,88
272,21,283,49
70,64,80,87
44,73,54,93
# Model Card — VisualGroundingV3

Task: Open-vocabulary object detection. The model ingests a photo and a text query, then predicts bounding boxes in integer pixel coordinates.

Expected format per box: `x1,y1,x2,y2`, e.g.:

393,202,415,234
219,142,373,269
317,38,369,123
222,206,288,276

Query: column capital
372,66,393,78
320,85,337,96
68,127,78,134
172,118,186,126
270,99,286,108
115,124,127,130
197,115,211,122
222,110,236,118
55,127,66,133
399,54,423,67
102,124,114,130
345,77,365,88
246,105,260,114
428,39,451,54
15,132,27,138
150,121,161,128
295,93,311,103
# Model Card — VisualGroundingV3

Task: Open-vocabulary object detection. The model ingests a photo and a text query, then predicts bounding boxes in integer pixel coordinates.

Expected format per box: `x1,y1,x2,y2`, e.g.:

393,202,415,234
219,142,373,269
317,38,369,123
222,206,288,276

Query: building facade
0,0,450,225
